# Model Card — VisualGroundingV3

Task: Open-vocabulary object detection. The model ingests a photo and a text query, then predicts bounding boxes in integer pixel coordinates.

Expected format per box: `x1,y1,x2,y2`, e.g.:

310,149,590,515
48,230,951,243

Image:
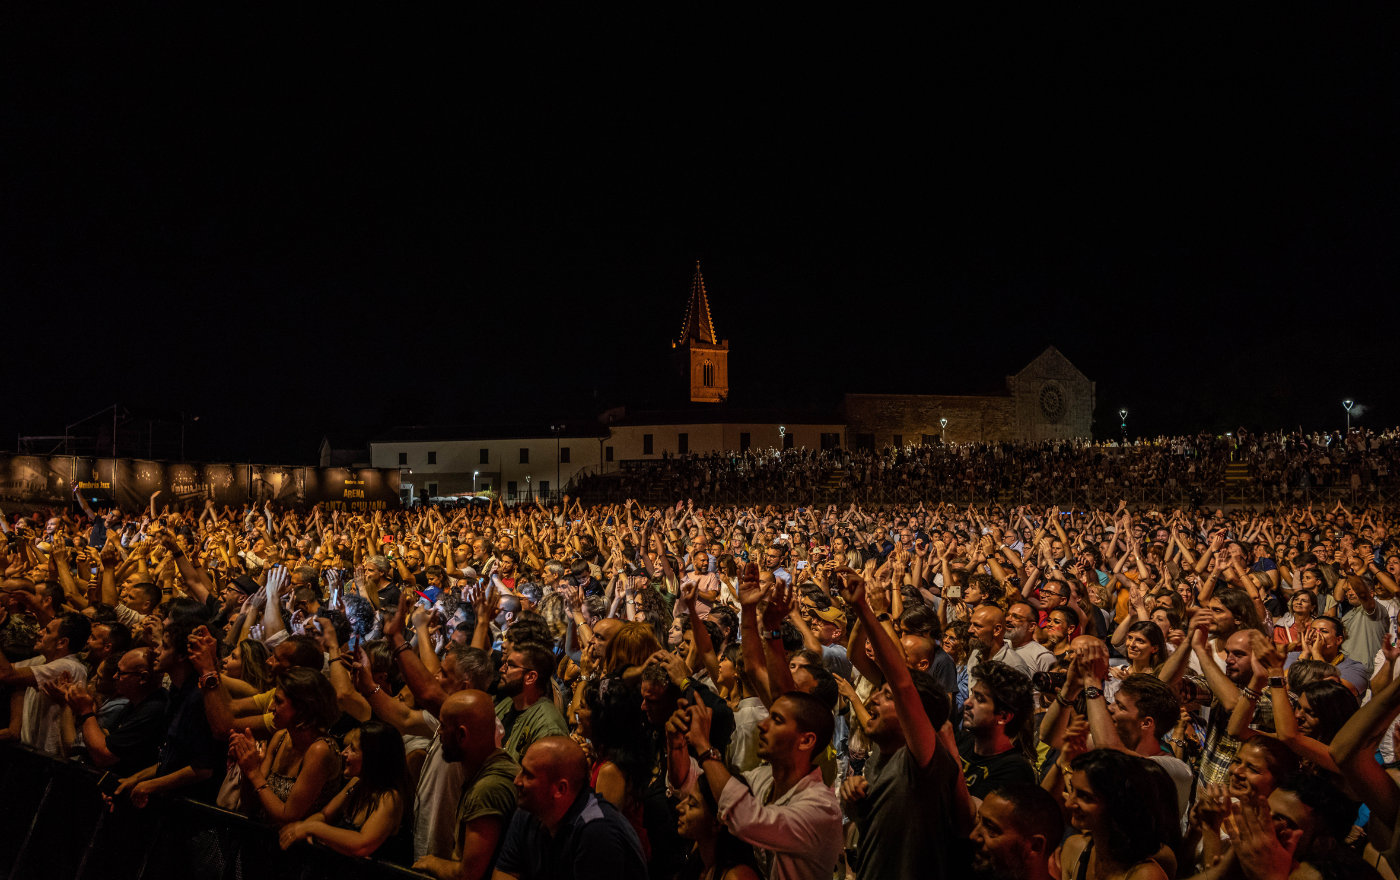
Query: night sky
4,16,1396,464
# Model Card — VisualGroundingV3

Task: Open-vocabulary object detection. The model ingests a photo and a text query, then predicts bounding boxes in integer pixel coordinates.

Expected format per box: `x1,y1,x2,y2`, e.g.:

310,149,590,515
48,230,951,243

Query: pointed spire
677,261,717,346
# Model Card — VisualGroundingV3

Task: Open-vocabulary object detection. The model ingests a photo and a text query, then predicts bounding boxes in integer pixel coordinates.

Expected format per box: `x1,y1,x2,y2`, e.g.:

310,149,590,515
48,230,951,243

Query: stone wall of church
841,394,1018,446
1007,351,1095,441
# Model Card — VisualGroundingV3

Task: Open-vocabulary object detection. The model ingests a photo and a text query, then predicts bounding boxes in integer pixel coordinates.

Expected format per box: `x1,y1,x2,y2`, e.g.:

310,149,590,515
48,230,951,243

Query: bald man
414,690,518,880
589,618,621,665
964,605,1030,690
493,736,646,880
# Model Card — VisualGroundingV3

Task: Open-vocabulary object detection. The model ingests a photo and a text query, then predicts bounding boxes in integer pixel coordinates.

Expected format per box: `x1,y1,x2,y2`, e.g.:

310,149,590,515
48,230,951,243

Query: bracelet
254,782,269,793
1240,686,1260,702
394,643,412,656
1055,692,1074,707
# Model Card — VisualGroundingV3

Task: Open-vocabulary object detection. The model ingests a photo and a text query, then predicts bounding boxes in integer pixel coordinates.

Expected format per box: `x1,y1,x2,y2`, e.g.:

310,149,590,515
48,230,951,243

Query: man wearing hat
794,600,853,681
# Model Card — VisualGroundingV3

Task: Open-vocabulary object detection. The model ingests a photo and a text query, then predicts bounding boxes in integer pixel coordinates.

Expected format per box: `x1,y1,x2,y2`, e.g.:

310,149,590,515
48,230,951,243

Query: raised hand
736,562,764,607
187,625,220,676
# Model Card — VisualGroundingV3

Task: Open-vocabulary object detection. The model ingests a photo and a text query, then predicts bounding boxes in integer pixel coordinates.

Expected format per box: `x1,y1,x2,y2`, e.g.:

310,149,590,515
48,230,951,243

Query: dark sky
4,15,1397,464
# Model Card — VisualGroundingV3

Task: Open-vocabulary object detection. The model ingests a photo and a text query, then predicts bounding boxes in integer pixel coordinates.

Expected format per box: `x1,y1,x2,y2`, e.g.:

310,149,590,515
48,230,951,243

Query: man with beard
494,736,646,880
760,543,791,586
1006,603,1053,676
495,641,568,762
964,606,1030,691
955,660,1035,800
969,784,1059,880
1190,608,1275,786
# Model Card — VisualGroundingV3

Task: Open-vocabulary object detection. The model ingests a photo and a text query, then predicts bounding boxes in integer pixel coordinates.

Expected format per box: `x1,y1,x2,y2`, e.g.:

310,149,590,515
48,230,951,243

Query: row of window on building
397,448,575,467
391,429,848,471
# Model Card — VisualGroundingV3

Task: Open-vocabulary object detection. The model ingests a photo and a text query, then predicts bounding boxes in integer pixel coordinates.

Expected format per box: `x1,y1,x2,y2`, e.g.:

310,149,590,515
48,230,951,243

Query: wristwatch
199,672,220,691
699,747,723,765
1083,686,1104,701
76,712,95,726
1268,676,1285,690
875,613,892,623
764,629,782,640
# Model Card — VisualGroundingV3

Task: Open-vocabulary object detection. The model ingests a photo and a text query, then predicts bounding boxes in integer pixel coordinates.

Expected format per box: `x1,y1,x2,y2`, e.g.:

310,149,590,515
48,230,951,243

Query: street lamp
473,471,478,493
552,424,564,505
1344,400,1355,432
1119,409,1128,443
939,418,947,442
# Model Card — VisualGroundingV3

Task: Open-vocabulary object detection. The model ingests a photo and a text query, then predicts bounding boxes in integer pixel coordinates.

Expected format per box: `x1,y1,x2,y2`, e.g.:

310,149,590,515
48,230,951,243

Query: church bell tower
673,262,729,403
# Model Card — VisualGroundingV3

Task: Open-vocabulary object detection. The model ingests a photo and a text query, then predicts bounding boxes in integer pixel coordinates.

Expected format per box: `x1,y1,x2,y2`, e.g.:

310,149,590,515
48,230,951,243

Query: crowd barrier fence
574,482,1400,509
0,744,421,880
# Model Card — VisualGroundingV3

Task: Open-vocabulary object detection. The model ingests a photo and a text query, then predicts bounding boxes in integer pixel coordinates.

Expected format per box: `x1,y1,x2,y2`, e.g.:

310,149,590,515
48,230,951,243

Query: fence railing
0,743,420,880
570,482,1400,509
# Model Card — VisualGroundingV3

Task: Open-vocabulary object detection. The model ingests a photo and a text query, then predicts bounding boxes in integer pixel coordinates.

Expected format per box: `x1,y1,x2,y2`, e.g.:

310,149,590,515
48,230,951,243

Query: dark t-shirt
496,789,647,880
854,742,963,880
955,731,1035,800
155,678,222,802
102,688,170,777
927,648,958,698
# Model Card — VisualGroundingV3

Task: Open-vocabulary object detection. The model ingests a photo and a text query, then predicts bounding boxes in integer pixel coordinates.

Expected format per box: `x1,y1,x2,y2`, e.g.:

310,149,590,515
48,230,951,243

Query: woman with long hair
278,721,411,861
1273,590,1317,654
1056,749,1172,880
1105,621,1168,703
230,667,344,825
675,773,761,880
1227,645,1358,776
1043,608,1079,659
222,638,271,697
602,621,662,680
582,681,653,861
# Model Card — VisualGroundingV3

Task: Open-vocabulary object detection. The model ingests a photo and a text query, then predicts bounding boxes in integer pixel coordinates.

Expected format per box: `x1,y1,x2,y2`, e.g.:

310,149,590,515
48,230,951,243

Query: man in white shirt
668,691,842,880
1077,642,1193,821
1007,603,1054,675
0,613,91,755
965,605,1031,689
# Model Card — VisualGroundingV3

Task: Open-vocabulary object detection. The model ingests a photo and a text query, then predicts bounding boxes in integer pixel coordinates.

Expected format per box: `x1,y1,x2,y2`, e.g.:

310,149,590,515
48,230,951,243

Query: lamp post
473,471,478,493
939,418,947,443
526,474,531,502
1119,409,1128,443
552,424,564,505
1344,400,1355,432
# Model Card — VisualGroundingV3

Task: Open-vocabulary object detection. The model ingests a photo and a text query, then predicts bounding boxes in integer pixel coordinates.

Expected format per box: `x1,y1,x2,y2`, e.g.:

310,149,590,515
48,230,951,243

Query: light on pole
473,471,479,493
1119,409,1128,443
1344,400,1355,432
939,417,947,442
552,424,564,504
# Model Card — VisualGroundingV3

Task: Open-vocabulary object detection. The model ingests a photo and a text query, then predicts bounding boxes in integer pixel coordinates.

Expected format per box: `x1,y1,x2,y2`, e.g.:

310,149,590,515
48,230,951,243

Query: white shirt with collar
966,640,1032,690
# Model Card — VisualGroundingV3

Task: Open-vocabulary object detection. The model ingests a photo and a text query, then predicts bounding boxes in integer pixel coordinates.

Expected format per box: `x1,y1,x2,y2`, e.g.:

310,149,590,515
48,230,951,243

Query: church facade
840,346,1096,447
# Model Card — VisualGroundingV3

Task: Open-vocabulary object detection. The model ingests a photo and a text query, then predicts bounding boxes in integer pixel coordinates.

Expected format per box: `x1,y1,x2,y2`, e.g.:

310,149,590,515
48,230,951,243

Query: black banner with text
0,455,400,512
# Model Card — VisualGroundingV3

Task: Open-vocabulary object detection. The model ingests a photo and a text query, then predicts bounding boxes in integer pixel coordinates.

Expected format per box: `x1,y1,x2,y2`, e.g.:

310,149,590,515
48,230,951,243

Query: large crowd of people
6,460,1400,878
580,427,1400,504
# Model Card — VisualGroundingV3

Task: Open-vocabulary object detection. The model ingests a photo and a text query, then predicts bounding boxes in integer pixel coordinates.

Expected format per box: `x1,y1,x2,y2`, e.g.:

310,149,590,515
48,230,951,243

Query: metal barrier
0,744,420,880
571,483,1400,509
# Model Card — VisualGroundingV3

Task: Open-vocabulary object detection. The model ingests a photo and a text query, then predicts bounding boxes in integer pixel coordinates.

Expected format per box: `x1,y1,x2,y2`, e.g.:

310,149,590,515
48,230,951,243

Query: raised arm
837,567,937,767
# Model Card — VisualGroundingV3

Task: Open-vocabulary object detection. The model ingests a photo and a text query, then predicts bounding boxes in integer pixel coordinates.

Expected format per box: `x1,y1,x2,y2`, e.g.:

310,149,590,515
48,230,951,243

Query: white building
369,424,608,505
